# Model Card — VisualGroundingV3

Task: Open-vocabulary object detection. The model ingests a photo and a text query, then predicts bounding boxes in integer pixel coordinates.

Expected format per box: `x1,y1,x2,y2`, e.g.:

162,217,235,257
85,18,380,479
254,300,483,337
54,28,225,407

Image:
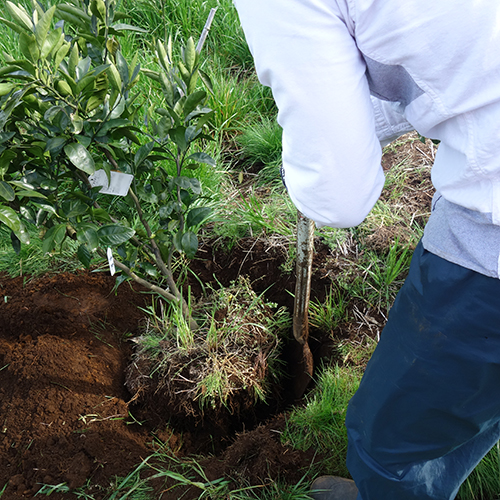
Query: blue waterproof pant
346,241,500,500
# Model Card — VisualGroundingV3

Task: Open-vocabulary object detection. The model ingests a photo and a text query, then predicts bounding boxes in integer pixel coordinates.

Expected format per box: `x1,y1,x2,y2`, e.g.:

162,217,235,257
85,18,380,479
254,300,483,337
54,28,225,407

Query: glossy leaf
76,223,99,251
181,230,198,258
174,176,201,194
42,223,67,253
186,206,212,228
97,224,135,246
0,181,15,201
61,199,88,218
6,2,32,32
184,37,196,73
10,231,21,254
20,32,39,62
34,5,56,50
41,28,63,61
77,243,92,268
54,41,70,69
115,51,129,88
0,15,28,34
0,205,21,233
134,141,154,168
169,126,187,152
183,90,206,119
64,143,95,174
187,152,215,167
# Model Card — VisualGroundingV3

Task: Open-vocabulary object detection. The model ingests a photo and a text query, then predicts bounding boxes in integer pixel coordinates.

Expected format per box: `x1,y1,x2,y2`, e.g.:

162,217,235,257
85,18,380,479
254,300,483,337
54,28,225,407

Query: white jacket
233,0,500,229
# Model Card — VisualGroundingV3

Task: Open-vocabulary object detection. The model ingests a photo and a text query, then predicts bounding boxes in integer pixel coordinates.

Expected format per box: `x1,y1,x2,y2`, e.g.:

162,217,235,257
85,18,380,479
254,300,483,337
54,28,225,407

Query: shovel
292,210,315,398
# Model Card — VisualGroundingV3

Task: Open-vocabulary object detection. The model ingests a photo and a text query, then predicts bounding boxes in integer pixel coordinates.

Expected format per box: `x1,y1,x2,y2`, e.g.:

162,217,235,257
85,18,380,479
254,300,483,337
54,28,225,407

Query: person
232,0,500,499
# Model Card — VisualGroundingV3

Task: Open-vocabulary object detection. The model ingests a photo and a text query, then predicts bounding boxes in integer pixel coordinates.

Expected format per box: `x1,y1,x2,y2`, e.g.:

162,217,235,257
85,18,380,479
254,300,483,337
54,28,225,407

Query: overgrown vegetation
126,276,290,416
0,0,498,498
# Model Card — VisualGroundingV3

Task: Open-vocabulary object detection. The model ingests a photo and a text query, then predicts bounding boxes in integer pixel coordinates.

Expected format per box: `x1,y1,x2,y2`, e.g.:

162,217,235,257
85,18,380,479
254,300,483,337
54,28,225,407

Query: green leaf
15,189,48,199
0,15,28,34
97,224,135,246
185,125,201,143
64,143,95,174
56,4,91,26
156,39,170,72
106,58,122,91
169,126,187,152
97,118,130,137
184,37,196,73
134,141,154,168
35,5,56,50
77,243,92,268
115,51,129,88
32,201,58,217
54,42,70,69
110,23,147,33
91,208,112,222
10,231,21,255
174,176,201,195
199,68,213,94
141,68,161,83
0,205,21,233
42,223,67,253
6,2,32,32
187,152,215,167
183,90,206,119
0,181,15,201
75,73,96,95
181,230,198,258
141,261,158,277
186,206,212,228
0,83,16,96
90,0,106,22
40,27,63,61
68,43,79,79
76,223,99,251
20,32,39,62
61,199,88,218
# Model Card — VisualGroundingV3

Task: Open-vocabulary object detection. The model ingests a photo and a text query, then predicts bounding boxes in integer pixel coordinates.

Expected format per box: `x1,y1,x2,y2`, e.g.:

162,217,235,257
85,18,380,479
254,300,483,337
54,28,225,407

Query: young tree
0,0,216,329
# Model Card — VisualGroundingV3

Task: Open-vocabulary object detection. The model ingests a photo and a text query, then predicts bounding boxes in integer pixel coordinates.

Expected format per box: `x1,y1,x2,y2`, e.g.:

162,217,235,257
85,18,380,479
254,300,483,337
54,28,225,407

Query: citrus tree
0,0,216,329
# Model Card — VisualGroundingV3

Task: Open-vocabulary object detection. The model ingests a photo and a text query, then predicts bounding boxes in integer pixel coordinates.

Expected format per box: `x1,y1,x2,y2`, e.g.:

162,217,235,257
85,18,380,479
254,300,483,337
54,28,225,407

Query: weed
309,286,350,333
282,365,361,477
127,276,290,414
236,116,283,169
458,442,500,500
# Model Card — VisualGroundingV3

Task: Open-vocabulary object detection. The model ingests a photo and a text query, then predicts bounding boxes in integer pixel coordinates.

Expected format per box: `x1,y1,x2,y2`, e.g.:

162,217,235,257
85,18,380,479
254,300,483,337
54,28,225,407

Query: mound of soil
0,247,331,499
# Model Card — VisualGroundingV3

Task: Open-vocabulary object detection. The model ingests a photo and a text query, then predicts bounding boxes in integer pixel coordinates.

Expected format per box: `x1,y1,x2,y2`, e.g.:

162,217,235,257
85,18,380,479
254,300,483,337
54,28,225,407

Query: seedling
0,0,217,330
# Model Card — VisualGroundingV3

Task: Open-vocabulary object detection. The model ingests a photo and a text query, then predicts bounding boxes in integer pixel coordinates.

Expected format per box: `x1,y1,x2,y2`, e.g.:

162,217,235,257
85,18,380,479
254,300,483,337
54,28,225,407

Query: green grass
236,116,283,169
281,365,362,478
459,444,500,500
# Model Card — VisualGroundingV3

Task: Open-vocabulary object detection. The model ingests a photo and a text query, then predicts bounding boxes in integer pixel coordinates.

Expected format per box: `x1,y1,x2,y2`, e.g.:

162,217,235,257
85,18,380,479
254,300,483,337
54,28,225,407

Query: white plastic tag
107,247,116,276
88,169,134,197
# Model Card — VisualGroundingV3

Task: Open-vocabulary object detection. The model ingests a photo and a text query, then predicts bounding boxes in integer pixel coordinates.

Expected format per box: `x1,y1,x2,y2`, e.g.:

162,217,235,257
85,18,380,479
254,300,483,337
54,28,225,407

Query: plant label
88,170,134,197
107,247,116,276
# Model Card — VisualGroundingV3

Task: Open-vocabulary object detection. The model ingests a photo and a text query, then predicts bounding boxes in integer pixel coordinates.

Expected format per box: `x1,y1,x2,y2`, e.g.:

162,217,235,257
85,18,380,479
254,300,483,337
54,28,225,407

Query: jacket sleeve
233,0,394,228
372,97,415,147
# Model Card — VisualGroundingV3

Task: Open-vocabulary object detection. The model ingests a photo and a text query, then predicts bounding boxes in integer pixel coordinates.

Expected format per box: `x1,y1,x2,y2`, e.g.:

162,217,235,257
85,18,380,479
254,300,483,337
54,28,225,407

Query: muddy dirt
0,246,335,499
0,133,435,499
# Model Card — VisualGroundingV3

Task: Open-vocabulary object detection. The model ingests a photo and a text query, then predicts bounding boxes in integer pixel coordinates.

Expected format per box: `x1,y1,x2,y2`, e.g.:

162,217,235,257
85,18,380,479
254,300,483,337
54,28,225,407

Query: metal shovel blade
292,211,315,397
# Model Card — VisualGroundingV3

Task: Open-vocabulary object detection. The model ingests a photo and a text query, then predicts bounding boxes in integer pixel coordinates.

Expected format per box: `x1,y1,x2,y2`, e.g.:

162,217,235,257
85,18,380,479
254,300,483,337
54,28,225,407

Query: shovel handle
293,211,315,345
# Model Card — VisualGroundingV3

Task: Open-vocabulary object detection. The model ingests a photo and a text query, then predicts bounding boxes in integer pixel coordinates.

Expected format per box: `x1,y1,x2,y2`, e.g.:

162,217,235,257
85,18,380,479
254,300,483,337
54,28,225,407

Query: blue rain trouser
345,241,500,500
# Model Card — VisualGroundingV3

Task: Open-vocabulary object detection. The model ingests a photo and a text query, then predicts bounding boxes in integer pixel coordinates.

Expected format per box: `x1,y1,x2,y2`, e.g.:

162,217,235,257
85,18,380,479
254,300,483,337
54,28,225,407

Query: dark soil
0,244,340,499
0,133,435,499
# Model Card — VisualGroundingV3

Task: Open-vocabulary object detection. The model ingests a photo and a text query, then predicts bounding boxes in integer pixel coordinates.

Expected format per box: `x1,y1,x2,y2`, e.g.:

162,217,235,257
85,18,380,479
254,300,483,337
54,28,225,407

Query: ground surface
0,134,435,499
0,247,334,499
